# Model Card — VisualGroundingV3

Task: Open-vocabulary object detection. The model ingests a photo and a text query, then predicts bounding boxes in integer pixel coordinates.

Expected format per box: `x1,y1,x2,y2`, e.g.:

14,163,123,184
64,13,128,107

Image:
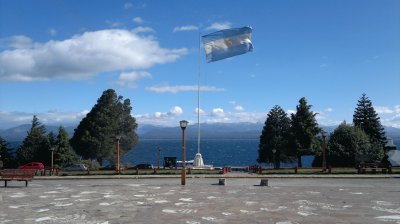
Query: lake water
122,139,314,168
122,139,258,167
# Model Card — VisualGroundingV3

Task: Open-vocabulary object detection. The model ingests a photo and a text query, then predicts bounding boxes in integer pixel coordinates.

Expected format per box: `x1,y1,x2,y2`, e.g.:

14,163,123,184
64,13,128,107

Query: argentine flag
202,26,253,63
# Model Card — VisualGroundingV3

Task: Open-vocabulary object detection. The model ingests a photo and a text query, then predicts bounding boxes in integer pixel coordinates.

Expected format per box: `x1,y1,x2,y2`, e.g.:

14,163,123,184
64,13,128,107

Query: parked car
64,164,88,171
100,165,125,171
130,164,153,169
18,162,45,173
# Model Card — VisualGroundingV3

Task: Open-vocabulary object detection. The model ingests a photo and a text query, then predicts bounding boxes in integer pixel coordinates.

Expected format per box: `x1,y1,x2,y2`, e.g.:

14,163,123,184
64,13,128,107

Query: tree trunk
275,158,280,169
275,153,281,169
297,154,302,168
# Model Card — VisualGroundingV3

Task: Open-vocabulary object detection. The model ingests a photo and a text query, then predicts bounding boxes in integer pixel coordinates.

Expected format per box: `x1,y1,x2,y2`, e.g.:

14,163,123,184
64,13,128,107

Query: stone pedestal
260,179,268,186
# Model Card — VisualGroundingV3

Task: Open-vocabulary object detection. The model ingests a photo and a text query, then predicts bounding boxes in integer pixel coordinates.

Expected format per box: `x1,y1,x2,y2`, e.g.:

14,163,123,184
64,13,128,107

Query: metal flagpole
197,32,201,155
193,31,204,167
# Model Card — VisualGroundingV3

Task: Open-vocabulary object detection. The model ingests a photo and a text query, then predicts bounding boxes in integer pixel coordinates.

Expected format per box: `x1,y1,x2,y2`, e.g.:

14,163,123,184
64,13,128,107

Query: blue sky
0,0,399,129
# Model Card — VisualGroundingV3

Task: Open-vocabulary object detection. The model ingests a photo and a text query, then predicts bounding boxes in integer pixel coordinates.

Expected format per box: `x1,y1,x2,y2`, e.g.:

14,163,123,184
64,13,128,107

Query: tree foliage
258,105,291,168
16,116,50,165
290,97,321,167
328,122,384,166
70,89,138,164
55,126,76,167
0,136,15,168
353,93,386,147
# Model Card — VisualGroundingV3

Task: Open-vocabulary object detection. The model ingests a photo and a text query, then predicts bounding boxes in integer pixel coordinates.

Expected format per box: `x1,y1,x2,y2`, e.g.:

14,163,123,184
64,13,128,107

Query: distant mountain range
1,122,400,147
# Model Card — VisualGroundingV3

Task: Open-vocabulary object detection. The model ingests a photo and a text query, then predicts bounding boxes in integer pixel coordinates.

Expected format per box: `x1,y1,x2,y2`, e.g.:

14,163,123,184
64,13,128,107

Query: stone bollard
260,179,268,186
218,178,226,185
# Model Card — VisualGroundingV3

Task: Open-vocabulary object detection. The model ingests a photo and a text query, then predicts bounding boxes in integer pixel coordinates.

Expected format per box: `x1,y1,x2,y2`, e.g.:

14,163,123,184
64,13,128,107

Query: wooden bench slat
0,169,36,187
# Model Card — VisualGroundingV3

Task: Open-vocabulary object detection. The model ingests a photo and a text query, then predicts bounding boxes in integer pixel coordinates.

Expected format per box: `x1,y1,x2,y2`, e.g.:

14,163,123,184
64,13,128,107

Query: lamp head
179,120,189,130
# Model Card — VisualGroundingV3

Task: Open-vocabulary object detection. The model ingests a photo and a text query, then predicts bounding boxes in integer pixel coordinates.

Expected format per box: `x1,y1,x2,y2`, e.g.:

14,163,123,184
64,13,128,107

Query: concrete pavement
32,173,400,180
1,178,400,223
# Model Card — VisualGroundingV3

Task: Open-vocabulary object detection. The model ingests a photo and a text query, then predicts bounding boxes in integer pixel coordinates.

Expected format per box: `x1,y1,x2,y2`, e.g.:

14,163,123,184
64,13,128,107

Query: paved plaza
1,177,400,223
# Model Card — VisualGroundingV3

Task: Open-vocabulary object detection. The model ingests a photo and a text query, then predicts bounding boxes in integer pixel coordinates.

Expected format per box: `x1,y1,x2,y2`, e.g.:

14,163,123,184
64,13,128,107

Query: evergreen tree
258,105,291,168
55,126,76,167
290,97,321,167
0,136,15,168
16,116,50,165
70,89,138,164
353,93,386,147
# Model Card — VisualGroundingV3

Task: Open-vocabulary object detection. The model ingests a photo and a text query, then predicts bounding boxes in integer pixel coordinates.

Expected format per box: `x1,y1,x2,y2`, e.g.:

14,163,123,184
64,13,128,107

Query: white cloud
376,106,395,114
173,25,198,32
132,26,155,33
0,29,187,81
123,2,133,9
106,20,123,28
0,35,33,49
146,85,225,93
235,105,244,112
194,108,206,115
169,106,183,116
287,110,296,115
0,110,89,129
115,71,151,88
133,17,144,24
229,101,244,112
377,105,400,128
201,110,266,124
49,28,57,36
313,108,342,126
124,2,146,9
136,106,183,126
206,22,232,31
211,108,225,117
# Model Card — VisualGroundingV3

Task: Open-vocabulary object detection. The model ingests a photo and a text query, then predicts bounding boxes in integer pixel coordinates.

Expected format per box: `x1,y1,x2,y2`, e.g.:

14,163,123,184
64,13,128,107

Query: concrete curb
33,174,400,180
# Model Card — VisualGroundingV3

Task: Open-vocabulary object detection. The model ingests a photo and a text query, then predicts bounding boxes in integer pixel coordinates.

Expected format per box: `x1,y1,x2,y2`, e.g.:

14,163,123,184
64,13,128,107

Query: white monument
194,152,204,167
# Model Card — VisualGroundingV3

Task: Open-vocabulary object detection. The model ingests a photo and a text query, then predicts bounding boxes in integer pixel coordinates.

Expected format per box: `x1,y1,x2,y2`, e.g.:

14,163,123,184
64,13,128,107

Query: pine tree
70,89,138,164
55,126,76,167
16,115,50,165
290,97,321,167
0,136,15,168
353,93,386,147
258,105,291,168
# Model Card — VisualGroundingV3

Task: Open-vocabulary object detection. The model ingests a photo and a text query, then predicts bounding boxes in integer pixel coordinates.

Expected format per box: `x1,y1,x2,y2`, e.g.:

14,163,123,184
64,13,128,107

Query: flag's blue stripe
202,27,253,63
202,27,252,42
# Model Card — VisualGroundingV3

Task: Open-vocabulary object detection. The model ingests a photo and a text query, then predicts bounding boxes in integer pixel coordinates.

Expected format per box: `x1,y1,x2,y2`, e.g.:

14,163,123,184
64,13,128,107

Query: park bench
357,163,392,174
0,169,36,187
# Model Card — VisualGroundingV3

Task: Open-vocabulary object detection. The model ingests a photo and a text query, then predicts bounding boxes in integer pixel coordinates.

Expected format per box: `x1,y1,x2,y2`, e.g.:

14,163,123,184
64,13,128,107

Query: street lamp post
272,149,277,169
115,136,121,174
157,146,161,169
321,130,327,172
179,120,189,185
50,147,55,176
